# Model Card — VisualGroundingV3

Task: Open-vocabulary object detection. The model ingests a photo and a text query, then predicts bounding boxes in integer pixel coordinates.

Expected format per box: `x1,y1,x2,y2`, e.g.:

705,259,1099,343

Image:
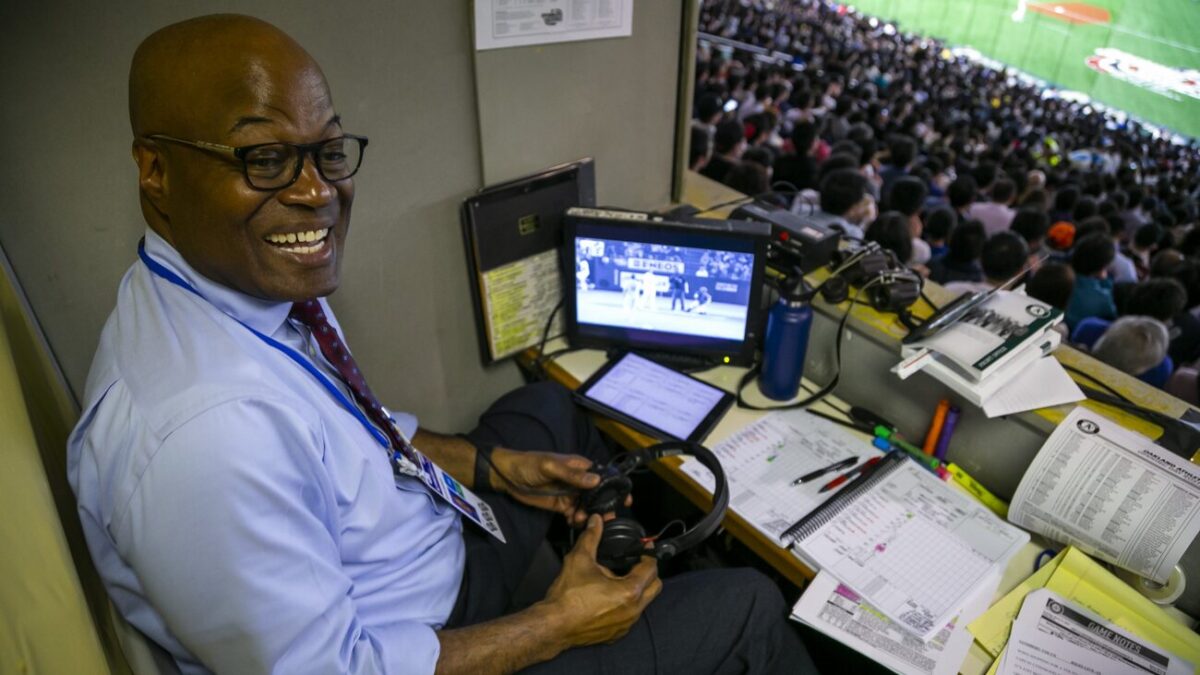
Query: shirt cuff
370,619,441,675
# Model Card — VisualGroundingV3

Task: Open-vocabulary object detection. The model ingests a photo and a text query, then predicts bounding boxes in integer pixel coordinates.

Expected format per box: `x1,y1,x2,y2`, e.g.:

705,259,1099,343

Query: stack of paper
895,290,1083,417
969,547,1200,674
786,457,1029,642
678,409,876,543
790,570,999,675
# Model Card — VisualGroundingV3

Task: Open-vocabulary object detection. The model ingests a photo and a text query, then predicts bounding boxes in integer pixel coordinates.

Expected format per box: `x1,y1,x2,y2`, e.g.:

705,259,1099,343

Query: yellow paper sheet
969,549,1067,657
968,547,1200,668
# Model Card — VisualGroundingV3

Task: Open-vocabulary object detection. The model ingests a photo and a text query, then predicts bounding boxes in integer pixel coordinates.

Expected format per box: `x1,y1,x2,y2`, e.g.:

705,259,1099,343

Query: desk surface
542,172,1199,671
529,343,1196,674
679,170,1200,620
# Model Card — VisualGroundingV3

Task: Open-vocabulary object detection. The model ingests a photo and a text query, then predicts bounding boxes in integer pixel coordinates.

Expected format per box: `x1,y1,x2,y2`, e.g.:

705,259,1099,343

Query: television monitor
461,159,596,364
563,207,770,366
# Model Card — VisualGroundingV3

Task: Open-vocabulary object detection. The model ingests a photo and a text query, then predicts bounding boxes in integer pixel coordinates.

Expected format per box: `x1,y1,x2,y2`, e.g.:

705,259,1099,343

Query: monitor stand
608,348,720,373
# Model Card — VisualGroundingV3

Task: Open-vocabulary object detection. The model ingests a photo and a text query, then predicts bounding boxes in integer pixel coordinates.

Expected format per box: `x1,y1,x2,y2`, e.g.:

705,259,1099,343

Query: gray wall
0,2,683,430
474,1,682,206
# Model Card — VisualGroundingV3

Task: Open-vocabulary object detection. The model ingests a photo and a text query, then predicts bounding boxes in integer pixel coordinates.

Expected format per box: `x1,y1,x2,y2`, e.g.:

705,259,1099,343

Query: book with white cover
898,291,1063,403
903,290,1062,382
920,329,1061,406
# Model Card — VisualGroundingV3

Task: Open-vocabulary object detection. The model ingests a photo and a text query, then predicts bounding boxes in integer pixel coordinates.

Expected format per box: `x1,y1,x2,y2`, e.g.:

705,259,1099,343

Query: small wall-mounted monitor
563,207,770,366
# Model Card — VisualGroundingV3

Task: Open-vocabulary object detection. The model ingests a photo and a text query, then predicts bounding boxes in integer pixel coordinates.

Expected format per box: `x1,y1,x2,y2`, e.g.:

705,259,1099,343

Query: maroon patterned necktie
289,299,415,467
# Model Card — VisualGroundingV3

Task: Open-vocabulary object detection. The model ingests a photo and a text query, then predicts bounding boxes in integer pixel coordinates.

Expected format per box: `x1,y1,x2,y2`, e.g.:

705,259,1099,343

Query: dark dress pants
446,381,818,674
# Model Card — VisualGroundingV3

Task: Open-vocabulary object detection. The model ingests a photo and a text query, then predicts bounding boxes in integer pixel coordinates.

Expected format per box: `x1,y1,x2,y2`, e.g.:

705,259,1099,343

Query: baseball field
844,0,1200,139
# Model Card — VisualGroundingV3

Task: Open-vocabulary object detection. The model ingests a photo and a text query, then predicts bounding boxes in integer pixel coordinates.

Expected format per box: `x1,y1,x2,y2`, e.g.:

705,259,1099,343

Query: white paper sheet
1008,407,1200,583
474,0,633,51
791,459,1029,641
791,570,998,675
678,410,876,543
998,589,1193,675
980,355,1084,418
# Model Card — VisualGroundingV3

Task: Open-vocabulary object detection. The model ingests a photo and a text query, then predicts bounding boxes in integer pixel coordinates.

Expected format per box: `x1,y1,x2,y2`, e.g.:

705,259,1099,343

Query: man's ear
132,140,169,214
847,194,876,225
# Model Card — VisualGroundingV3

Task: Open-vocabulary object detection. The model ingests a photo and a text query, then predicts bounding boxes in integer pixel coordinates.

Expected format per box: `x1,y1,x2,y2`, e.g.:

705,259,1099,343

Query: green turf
844,0,1200,139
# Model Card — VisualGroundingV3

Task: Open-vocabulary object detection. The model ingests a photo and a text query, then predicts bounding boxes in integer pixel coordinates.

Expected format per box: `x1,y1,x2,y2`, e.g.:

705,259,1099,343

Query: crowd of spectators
614,243,754,281
690,0,1200,399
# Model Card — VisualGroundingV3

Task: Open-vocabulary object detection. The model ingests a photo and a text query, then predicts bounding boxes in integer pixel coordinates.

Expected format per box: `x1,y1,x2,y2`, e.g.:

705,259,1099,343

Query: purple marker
933,405,960,461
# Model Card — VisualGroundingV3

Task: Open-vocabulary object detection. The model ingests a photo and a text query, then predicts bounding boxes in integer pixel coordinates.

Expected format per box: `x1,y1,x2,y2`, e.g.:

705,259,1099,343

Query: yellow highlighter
946,462,1009,519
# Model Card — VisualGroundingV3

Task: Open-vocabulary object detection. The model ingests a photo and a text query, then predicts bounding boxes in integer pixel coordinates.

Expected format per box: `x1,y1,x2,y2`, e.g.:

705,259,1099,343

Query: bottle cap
781,268,812,302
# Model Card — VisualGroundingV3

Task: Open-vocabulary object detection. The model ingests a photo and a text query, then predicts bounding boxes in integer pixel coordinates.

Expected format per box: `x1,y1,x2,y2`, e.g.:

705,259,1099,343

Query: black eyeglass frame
145,133,369,191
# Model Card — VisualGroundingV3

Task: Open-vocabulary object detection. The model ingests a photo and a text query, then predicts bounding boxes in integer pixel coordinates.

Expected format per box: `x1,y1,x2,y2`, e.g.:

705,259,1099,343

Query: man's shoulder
82,264,316,445
69,372,327,539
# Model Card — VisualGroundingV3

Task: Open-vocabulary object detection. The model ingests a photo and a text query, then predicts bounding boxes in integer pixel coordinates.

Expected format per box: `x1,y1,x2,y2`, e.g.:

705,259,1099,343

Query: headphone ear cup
580,471,633,515
819,275,849,304
867,282,889,312
595,517,649,576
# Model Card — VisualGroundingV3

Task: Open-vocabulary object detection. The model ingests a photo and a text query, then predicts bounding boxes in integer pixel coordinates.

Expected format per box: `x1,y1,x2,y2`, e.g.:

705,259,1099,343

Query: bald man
67,15,814,675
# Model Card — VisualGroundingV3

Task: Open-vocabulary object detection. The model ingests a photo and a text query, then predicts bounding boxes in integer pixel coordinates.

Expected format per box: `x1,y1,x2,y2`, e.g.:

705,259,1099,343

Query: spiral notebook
784,452,1028,642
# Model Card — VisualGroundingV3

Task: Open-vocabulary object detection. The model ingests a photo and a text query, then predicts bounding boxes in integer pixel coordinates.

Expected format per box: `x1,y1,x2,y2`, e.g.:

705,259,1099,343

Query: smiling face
131,16,353,301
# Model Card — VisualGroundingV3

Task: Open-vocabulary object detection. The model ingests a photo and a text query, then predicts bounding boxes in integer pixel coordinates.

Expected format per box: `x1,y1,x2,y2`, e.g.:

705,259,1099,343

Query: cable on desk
734,275,886,412
1062,362,1129,401
918,289,941,317
532,300,566,380
803,407,871,433
690,195,753,217
1061,363,1200,459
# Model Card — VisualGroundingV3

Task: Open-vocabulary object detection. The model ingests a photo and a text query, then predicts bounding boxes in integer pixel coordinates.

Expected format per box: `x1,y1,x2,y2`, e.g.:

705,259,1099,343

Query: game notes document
1008,407,1200,584
996,589,1193,675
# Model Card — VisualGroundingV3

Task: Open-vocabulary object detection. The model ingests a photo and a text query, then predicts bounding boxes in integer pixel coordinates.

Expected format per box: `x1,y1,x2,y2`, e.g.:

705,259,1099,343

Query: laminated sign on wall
474,0,633,51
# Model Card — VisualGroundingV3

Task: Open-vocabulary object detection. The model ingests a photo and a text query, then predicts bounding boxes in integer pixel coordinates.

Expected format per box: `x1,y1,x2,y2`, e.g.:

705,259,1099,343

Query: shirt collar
142,229,294,336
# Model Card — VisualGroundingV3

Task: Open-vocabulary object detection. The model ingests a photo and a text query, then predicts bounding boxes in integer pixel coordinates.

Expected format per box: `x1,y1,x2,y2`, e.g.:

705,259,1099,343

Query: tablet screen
581,353,729,440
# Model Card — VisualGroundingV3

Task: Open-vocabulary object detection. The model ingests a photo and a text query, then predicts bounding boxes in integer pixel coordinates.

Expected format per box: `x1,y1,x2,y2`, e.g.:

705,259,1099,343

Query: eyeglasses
146,134,368,190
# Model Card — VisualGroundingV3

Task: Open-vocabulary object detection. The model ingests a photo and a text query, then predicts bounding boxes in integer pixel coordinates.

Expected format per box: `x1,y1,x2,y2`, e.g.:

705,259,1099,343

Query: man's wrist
459,434,498,492
524,600,573,657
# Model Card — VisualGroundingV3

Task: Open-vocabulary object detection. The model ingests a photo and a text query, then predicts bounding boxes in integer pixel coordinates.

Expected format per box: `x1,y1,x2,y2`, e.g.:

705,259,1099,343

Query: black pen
791,456,858,486
782,450,904,544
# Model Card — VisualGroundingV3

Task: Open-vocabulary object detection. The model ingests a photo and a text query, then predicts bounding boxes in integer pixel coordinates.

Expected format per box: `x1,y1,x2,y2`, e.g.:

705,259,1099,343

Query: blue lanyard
137,240,394,453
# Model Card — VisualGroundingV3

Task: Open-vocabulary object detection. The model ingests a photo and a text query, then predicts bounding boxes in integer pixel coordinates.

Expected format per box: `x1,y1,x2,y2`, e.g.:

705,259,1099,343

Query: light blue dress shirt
68,229,464,674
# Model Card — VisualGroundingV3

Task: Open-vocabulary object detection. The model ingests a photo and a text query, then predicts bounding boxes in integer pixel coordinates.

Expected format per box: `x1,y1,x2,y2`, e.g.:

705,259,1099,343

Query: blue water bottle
758,272,814,401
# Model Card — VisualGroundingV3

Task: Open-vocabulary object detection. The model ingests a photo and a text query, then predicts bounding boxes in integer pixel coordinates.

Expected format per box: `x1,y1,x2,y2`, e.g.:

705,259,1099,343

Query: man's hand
434,515,661,673
537,515,662,647
490,448,622,526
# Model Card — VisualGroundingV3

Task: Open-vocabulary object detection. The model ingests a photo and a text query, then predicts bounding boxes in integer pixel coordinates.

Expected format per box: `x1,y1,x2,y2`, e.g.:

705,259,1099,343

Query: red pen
819,455,883,493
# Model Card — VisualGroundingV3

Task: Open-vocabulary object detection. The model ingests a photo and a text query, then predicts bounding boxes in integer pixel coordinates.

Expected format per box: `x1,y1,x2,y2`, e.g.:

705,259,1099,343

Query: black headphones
828,242,922,316
578,441,729,575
